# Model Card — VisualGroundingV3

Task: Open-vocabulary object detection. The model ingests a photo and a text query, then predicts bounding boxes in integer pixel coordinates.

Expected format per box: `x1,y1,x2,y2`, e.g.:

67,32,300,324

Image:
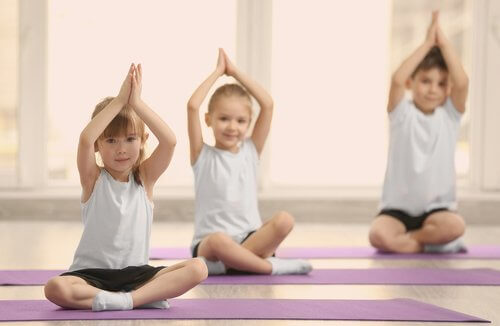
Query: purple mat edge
2,268,500,286
149,245,500,260
0,298,490,322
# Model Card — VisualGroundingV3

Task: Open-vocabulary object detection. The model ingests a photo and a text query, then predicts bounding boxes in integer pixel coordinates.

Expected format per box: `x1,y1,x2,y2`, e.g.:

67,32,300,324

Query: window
47,0,236,186
0,0,18,187
270,0,391,187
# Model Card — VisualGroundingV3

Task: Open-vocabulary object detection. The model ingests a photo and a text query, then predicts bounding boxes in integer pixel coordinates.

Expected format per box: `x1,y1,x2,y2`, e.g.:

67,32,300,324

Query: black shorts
192,231,257,258
377,208,450,231
61,265,165,292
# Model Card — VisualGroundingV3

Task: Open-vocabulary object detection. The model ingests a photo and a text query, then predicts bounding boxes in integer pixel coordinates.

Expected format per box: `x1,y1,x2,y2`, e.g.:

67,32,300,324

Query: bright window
47,0,236,186
270,0,391,187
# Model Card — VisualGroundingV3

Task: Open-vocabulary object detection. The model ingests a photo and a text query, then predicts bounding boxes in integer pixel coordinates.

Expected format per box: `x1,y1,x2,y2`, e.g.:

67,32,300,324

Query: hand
435,23,448,47
215,48,226,76
425,11,439,46
117,64,134,104
223,49,237,77
130,63,143,108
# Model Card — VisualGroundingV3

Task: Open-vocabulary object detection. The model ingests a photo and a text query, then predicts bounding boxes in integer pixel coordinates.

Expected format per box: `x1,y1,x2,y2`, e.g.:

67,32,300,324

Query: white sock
200,256,226,275
424,237,467,254
267,257,312,275
136,300,170,309
92,291,133,311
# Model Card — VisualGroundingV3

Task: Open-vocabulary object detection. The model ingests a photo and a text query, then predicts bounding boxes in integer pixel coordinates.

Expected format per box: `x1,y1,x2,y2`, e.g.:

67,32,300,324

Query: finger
138,63,142,82
432,10,439,24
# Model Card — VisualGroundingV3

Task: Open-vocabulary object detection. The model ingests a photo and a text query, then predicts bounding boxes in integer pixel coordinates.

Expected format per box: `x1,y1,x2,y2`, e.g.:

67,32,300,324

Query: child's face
97,132,142,178
206,96,251,152
408,67,449,114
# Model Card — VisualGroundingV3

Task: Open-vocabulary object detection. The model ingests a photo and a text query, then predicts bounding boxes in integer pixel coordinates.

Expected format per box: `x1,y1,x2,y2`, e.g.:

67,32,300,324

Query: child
369,12,468,254
44,64,207,311
187,49,312,275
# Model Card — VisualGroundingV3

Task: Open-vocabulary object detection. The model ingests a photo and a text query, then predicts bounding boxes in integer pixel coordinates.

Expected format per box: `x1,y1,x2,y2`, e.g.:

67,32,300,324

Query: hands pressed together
117,63,143,108
215,48,238,77
426,11,448,48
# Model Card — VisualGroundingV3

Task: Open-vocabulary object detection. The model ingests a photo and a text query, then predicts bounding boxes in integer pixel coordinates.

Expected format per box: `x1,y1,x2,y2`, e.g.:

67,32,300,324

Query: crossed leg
197,211,295,274
44,258,207,309
369,211,465,253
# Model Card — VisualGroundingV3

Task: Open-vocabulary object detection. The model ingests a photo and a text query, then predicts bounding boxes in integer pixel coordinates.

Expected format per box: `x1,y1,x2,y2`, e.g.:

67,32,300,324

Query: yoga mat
150,245,500,260
3,268,500,286
0,299,488,322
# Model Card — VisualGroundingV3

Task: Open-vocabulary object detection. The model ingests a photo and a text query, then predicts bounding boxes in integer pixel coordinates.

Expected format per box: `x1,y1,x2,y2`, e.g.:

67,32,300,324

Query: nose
228,120,237,130
117,141,127,154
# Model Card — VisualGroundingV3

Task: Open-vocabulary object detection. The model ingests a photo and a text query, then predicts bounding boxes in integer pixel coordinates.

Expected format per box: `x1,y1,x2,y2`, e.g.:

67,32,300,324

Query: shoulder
81,168,104,204
192,143,212,171
440,97,462,122
241,138,259,161
389,97,412,124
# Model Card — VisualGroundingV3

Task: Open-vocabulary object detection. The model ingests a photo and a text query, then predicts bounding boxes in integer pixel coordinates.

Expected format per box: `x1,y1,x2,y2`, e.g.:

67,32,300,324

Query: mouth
115,158,130,162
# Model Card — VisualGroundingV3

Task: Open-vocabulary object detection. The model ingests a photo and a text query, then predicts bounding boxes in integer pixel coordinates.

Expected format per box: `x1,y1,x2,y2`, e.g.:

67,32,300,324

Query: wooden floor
1,221,499,325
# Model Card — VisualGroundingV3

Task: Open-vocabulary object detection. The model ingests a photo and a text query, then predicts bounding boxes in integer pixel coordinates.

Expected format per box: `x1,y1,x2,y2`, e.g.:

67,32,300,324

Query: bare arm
436,22,469,113
186,49,225,164
387,13,438,113
77,64,133,193
223,50,274,156
129,64,177,192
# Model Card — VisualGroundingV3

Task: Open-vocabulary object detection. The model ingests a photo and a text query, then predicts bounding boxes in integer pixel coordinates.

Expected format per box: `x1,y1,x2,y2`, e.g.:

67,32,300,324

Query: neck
104,167,131,182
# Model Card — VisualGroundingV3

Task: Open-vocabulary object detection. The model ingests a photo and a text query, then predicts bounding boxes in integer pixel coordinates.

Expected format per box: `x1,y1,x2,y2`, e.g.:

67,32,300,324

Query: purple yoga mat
0,299,488,322
3,268,500,286
201,268,500,285
149,245,500,260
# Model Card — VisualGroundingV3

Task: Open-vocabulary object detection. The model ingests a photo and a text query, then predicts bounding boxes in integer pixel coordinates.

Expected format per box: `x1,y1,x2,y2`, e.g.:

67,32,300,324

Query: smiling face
97,131,143,181
92,98,146,182
408,67,449,114
206,95,252,153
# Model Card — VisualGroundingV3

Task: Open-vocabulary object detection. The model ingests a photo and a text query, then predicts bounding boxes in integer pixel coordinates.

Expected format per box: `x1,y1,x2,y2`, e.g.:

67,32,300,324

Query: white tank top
191,139,262,250
69,169,153,271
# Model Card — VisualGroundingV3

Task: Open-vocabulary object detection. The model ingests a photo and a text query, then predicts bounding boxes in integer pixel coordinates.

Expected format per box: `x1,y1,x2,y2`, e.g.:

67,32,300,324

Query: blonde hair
92,97,146,185
207,83,252,114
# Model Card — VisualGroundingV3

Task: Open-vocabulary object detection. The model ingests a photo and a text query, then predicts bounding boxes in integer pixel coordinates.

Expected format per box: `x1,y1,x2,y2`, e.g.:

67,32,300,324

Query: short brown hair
92,97,146,185
207,84,252,114
411,46,448,78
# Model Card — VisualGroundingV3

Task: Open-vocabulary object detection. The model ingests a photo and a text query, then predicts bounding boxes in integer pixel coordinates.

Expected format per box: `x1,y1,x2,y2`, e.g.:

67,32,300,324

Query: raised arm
435,14,469,113
186,48,225,165
223,49,274,156
77,64,133,193
387,12,438,113
128,64,176,193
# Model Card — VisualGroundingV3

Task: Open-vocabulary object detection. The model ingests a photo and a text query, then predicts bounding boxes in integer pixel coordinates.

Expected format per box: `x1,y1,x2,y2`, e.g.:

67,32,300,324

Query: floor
1,221,499,325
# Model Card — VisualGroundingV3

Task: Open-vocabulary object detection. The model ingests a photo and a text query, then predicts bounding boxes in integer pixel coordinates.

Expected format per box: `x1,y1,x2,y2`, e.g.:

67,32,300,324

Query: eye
127,136,137,142
220,117,228,121
106,138,116,144
422,79,431,84
238,119,247,124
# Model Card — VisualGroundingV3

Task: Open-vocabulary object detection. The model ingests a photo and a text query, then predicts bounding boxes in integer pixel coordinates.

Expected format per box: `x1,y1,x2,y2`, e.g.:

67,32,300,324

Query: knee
272,211,294,236
205,232,233,254
44,277,70,305
369,228,391,250
446,216,466,241
188,258,208,282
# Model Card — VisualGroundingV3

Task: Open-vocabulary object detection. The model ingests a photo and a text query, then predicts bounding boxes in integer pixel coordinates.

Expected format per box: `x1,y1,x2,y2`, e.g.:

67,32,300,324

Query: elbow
391,74,406,88
454,75,469,92
79,132,94,149
187,101,199,112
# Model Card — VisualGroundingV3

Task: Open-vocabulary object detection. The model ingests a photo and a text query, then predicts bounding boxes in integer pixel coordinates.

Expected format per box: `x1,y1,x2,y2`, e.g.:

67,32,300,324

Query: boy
369,11,469,254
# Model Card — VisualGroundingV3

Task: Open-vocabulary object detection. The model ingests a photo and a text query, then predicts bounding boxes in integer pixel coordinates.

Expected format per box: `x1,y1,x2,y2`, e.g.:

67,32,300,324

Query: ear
205,113,211,127
94,140,99,153
405,78,412,89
